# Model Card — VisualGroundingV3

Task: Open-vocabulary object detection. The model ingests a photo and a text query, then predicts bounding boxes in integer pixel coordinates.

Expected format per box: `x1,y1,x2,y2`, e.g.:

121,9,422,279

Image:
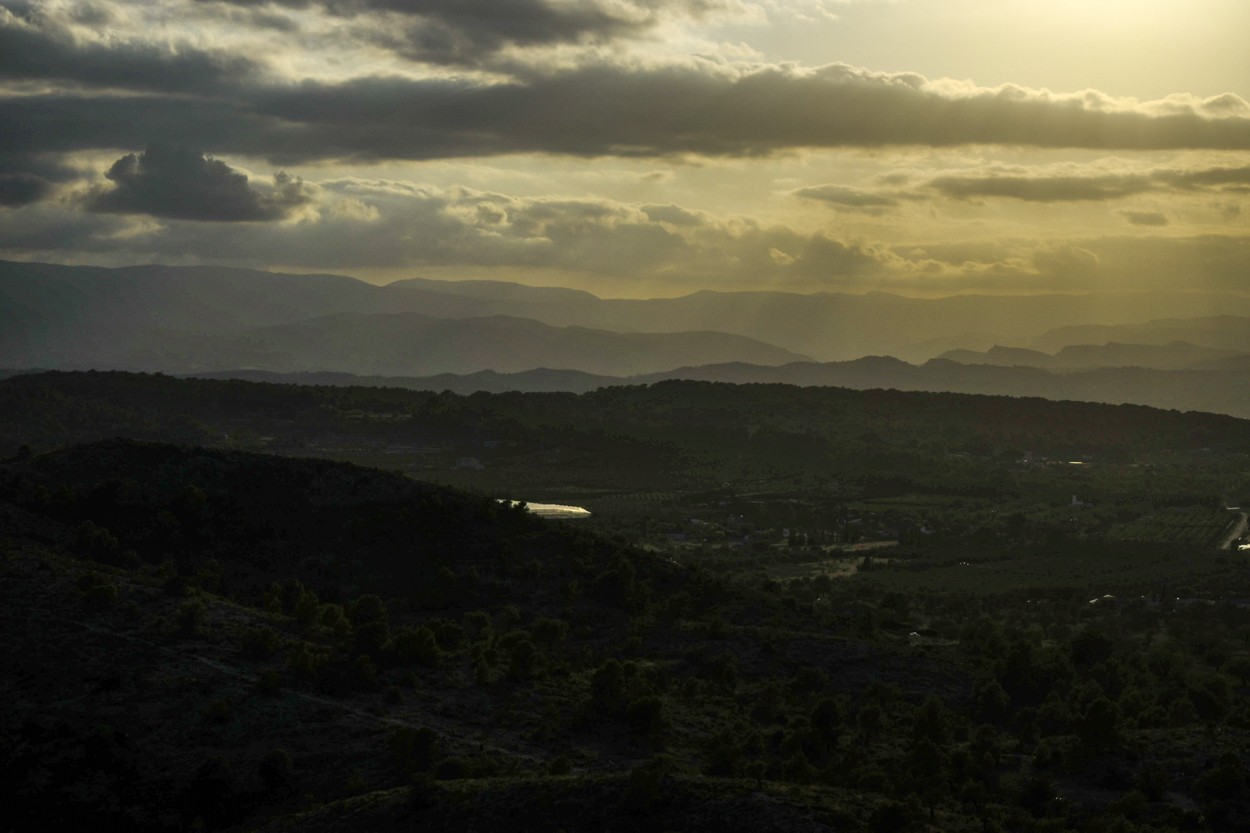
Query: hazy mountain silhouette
389,277,1250,361
0,261,806,375
243,312,808,376
11,260,1250,376
939,340,1243,370
1027,316,1250,354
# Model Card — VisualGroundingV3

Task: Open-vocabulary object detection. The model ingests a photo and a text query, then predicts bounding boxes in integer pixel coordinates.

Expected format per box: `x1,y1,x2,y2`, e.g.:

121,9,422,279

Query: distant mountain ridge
386,275,1250,361
12,257,1250,414
1026,316,1250,354
0,261,807,376
244,311,808,376
938,340,1245,371
9,260,1250,374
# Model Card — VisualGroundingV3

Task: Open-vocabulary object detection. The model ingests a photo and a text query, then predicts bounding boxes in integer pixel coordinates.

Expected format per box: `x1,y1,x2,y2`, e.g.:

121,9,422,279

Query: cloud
4,63,1250,168
922,164,1250,203
929,173,1153,203
200,0,735,66
6,176,895,285
0,171,50,207
0,8,264,93
1153,165,1250,191
793,184,904,213
247,65,1250,160
1119,210,1168,226
641,203,705,225
87,144,314,222
884,235,1250,293
7,175,1250,295
1028,242,1102,275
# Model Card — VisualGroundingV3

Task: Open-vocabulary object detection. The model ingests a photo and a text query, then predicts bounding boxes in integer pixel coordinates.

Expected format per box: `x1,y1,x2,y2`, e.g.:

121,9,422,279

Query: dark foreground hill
5,391,1250,830
5,369,1250,460
0,439,959,832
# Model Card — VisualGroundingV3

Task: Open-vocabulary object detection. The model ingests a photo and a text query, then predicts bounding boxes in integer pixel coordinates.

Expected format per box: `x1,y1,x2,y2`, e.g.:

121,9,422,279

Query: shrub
74,521,119,560
257,749,293,793
176,600,205,637
433,756,472,781
202,697,232,725
390,726,439,772
533,617,569,647
350,594,388,626
626,696,666,739
80,577,119,613
506,639,543,682
238,626,283,659
254,669,283,696
624,755,672,808
394,626,441,667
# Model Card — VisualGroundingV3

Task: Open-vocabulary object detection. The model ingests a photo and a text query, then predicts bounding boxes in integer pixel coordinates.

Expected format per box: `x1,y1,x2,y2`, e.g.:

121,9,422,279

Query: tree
912,695,952,746
183,756,238,827
507,639,543,682
625,755,672,808
394,626,441,667
176,599,205,637
868,800,918,833
1222,655,1250,688
257,749,293,794
809,697,843,752
857,703,885,743
390,726,439,773
626,697,667,741
1075,696,1121,754
591,659,626,716
350,594,388,626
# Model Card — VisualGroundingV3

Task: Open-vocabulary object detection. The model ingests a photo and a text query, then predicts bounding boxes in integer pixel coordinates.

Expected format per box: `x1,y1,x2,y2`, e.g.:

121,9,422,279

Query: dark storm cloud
0,95,271,160
364,2,653,67
0,146,81,207
87,144,313,222
197,0,727,65
0,171,49,206
3,62,1250,169
0,13,263,93
246,65,1250,160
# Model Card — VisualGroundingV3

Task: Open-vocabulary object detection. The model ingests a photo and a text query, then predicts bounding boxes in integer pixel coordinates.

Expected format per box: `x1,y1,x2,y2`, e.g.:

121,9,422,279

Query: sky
0,0,1248,298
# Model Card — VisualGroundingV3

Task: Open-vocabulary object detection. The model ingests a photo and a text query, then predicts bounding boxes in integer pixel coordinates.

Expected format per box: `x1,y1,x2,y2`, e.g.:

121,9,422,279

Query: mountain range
11,259,1250,417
